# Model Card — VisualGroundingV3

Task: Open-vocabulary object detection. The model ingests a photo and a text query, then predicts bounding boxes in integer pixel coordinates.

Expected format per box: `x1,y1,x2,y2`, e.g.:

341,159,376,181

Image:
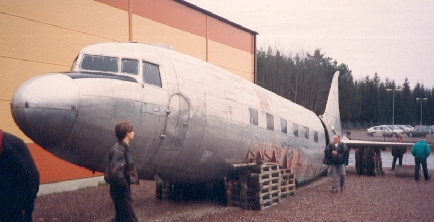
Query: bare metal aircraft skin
12,42,350,185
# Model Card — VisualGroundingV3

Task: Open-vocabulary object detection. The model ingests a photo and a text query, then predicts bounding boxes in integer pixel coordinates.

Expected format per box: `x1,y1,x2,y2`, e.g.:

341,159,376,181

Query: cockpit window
143,62,162,87
81,55,118,72
121,58,139,75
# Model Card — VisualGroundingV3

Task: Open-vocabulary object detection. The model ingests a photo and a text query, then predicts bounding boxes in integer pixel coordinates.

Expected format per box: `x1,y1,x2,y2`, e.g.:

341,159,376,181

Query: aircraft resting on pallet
11,42,413,198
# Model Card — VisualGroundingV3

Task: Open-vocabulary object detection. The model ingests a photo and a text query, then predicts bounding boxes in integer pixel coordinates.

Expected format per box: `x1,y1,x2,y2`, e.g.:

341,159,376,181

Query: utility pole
416,97,427,125
386,87,402,126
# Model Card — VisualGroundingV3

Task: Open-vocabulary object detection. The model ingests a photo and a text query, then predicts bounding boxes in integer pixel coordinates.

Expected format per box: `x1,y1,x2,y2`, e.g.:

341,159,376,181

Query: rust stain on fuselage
247,143,311,179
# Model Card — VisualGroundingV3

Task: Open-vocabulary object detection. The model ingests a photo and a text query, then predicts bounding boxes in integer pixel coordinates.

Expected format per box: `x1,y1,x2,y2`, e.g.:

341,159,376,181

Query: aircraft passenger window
314,131,318,142
280,118,287,133
143,62,162,87
249,108,258,125
81,55,118,72
293,123,299,137
303,126,309,139
121,58,139,75
266,113,274,130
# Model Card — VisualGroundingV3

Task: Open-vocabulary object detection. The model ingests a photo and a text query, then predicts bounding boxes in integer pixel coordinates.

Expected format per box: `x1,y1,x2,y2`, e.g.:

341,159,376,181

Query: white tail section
321,71,341,137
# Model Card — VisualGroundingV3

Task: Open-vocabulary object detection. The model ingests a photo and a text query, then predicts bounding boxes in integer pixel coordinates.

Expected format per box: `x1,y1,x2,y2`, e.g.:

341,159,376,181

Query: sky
186,0,434,89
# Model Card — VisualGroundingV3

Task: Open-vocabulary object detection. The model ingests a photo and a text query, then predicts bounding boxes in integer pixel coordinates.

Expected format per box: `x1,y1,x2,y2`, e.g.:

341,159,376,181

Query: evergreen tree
256,47,433,127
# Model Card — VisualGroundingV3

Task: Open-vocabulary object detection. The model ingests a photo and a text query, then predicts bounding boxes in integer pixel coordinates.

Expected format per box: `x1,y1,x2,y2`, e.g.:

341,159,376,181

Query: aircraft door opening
151,93,190,172
161,94,190,151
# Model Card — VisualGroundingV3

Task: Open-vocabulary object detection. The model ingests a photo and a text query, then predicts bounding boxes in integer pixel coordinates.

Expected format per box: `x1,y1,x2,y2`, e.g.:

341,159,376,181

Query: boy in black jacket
104,121,139,222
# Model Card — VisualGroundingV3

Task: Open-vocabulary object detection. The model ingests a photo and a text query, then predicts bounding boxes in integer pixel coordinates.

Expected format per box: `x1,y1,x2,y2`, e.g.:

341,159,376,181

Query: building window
249,108,258,125
280,118,287,133
266,113,274,130
314,131,319,142
121,58,139,75
293,123,299,137
303,126,309,139
143,62,162,87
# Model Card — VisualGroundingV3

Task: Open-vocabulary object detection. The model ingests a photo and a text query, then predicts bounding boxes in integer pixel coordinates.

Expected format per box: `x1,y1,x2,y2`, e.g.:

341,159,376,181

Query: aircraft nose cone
11,74,79,147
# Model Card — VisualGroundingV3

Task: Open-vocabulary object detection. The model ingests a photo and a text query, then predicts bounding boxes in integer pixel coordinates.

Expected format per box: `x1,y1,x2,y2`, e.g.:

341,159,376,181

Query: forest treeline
256,47,434,129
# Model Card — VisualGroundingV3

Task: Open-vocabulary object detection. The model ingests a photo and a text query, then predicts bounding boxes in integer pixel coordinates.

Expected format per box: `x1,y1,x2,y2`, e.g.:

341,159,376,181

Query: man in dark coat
324,134,349,192
104,120,139,222
0,129,40,222
391,135,406,170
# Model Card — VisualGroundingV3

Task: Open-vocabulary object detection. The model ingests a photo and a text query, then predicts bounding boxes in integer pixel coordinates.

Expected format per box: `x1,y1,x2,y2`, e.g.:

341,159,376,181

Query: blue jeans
331,164,346,191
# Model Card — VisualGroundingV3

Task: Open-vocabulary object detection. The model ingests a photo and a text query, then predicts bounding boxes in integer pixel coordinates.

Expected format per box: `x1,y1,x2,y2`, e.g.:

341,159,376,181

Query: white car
396,125,413,131
385,125,404,135
366,125,397,137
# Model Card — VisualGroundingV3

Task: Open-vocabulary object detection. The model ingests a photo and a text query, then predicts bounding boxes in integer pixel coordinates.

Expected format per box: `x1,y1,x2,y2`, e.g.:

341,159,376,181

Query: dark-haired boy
104,120,139,222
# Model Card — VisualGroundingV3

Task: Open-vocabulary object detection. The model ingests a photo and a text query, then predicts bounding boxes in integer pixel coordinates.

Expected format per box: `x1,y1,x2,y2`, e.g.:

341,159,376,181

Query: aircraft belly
148,100,207,183
289,147,327,184
59,95,142,171
184,117,246,182
50,92,167,173
185,116,326,183
61,121,115,172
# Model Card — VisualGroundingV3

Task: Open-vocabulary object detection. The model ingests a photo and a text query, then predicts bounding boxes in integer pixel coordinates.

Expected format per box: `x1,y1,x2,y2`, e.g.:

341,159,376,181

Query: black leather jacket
104,141,139,187
0,130,40,210
324,142,349,165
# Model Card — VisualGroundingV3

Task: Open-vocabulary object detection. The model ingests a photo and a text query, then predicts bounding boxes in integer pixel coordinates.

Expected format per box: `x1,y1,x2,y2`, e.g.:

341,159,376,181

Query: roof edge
175,0,259,35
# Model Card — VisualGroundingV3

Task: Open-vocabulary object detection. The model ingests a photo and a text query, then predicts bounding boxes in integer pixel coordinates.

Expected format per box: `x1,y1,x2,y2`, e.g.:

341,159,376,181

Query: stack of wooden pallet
227,163,296,210
280,168,296,198
355,148,385,176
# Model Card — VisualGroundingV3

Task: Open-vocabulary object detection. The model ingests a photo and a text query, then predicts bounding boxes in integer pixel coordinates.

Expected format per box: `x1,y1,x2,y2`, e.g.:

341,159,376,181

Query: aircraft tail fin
320,71,341,137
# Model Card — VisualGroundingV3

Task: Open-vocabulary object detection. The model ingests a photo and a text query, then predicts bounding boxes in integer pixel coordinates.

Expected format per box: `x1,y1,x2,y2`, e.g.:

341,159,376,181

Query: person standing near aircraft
391,135,406,170
104,120,139,222
411,136,431,181
0,129,40,222
324,134,349,192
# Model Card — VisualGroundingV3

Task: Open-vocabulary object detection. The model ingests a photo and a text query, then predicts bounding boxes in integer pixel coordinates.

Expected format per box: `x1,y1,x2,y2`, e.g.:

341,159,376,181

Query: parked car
397,125,414,131
367,125,397,137
404,125,434,137
385,125,404,135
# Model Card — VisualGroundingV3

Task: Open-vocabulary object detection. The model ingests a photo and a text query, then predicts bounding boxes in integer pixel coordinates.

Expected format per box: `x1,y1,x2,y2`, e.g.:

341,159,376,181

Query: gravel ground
33,167,434,222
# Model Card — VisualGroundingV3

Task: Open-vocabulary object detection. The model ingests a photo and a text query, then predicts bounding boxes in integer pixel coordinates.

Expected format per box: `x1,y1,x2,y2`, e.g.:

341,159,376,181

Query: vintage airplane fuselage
11,42,337,185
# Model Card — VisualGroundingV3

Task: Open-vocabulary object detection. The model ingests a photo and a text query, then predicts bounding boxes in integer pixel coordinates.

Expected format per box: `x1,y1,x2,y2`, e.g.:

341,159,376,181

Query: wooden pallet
227,163,296,210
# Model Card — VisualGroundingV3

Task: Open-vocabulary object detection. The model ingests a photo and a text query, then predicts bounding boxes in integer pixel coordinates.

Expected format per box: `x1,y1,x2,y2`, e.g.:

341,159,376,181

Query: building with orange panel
0,0,257,184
